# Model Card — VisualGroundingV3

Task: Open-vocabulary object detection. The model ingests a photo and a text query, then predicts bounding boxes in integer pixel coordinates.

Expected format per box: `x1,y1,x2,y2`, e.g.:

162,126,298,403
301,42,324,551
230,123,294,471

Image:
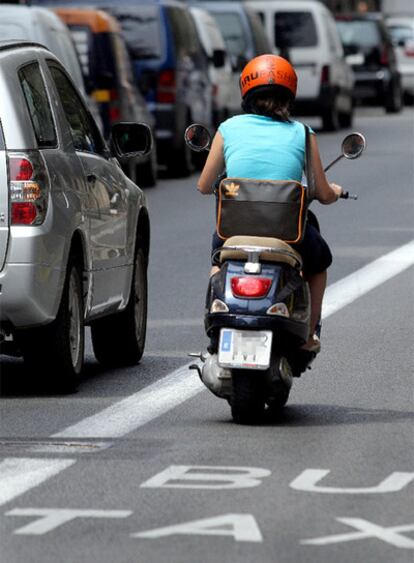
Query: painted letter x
301,518,414,549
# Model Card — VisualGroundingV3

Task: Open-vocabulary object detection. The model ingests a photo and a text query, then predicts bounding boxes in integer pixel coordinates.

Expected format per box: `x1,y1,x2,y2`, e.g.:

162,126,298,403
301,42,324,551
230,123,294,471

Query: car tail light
405,43,414,57
231,276,272,298
9,152,49,226
109,89,121,122
157,70,176,103
380,46,389,66
321,65,330,84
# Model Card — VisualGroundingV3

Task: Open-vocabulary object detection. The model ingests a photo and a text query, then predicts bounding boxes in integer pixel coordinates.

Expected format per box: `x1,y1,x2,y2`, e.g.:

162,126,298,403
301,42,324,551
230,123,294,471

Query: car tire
20,257,84,391
322,96,340,131
91,244,147,367
385,81,403,113
338,105,354,129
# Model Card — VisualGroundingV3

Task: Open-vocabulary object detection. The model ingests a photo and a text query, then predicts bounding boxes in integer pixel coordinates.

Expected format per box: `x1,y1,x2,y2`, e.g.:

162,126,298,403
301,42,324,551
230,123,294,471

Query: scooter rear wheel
231,370,265,424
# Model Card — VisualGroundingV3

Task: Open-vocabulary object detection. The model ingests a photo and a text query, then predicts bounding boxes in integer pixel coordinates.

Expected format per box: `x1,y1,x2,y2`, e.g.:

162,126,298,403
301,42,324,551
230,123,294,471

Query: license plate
218,329,272,370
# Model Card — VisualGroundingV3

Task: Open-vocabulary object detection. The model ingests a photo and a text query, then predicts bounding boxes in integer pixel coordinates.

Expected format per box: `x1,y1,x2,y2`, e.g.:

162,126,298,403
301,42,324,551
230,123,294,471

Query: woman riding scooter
197,54,343,352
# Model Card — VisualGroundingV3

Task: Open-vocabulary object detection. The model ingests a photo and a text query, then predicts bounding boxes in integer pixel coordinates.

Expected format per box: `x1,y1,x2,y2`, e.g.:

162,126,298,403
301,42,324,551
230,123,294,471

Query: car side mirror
110,122,152,159
212,49,226,68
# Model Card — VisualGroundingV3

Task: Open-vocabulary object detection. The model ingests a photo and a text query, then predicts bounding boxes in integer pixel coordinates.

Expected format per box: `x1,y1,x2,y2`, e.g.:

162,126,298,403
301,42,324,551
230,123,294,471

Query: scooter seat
219,236,302,269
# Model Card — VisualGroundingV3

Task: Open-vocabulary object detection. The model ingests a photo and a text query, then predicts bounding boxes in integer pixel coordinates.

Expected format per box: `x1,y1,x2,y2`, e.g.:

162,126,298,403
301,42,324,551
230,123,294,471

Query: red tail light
109,89,121,123
231,276,272,298
405,43,414,57
10,157,33,181
380,46,389,66
9,152,49,226
321,65,330,84
157,70,176,103
11,203,37,225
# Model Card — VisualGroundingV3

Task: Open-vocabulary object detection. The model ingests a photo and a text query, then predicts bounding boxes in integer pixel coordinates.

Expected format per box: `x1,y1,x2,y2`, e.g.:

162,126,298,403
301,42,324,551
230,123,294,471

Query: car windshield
336,20,381,48
212,12,247,57
108,6,162,59
274,12,317,48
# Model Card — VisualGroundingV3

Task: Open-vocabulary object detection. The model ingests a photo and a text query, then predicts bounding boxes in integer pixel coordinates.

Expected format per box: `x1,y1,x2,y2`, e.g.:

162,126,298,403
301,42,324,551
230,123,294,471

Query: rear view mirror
184,124,211,152
110,122,152,158
342,132,366,159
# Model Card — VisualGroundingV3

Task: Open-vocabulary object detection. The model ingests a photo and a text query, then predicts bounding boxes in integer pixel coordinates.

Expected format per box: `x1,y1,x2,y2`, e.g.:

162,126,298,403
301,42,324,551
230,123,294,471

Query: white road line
0,458,76,507
52,364,204,439
322,239,414,319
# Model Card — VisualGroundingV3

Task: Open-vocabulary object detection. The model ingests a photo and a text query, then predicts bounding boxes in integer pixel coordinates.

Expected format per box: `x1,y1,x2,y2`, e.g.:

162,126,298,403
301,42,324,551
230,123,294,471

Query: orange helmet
240,54,298,101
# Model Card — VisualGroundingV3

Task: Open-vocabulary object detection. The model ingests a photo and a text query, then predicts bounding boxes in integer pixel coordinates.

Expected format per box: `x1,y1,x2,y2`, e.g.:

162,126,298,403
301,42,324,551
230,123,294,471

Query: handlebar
340,191,358,200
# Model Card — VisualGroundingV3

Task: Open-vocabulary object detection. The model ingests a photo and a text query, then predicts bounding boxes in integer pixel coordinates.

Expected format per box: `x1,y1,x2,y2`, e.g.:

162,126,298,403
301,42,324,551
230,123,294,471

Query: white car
386,16,414,102
245,0,355,130
190,6,237,125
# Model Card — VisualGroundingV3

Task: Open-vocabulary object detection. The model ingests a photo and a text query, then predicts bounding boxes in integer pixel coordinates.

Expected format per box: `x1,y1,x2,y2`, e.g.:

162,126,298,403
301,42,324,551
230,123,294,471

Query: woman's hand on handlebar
330,182,343,201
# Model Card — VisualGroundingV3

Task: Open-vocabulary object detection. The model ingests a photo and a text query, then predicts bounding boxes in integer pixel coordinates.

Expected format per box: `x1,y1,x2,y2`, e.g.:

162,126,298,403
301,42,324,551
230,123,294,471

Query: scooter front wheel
231,369,265,424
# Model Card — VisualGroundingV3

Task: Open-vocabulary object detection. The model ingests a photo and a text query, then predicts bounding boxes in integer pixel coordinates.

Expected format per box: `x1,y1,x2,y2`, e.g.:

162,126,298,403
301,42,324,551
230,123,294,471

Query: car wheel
20,257,84,391
91,244,147,367
322,96,340,131
385,81,403,113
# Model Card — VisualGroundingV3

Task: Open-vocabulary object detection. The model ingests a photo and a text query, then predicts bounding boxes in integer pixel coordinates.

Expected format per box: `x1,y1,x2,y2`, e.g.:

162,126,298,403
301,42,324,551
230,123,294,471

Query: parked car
0,40,152,389
336,13,403,113
189,6,234,126
386,16,414,103
54,7,158,186
0,4,102,129
189,1,271,115
246,0,355,130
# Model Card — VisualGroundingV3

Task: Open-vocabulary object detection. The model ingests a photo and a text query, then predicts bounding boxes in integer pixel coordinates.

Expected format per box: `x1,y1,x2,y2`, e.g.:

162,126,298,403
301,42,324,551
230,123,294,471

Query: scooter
186,125,366,424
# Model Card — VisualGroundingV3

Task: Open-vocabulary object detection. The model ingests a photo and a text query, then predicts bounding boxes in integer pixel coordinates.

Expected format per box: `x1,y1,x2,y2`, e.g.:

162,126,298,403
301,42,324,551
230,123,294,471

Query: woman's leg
306,270,327,335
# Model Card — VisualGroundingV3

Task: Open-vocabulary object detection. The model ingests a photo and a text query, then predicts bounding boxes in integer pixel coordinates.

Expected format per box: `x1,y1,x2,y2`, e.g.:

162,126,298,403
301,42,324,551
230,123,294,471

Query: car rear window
212,12,247,58
247,11,270,54
19,62,57,148
108,6,162,59
167,6,203,58
274,12,318,48
336,20,381,48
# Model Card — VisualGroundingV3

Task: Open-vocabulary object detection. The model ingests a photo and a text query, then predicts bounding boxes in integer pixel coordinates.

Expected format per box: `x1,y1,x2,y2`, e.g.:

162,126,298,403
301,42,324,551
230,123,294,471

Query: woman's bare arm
197,132,225,194
310,134,342,204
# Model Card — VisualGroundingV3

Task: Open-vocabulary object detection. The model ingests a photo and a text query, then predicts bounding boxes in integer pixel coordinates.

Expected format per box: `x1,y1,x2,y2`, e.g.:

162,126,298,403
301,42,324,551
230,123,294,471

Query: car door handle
87,174,97,184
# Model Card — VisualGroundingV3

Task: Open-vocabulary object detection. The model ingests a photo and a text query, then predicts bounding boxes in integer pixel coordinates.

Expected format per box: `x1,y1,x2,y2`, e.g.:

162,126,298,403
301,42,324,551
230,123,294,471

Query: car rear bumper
352,69,393,100
294,84,340,116
0,262,63,328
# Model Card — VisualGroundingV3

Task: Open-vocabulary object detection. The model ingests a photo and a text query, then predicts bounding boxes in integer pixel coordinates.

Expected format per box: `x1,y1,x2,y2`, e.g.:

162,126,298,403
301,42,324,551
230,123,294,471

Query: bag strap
304,124,316,201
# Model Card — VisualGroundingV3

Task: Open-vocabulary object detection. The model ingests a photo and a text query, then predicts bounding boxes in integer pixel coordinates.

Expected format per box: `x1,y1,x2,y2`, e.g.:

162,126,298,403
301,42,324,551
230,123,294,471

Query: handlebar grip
340,191,358,200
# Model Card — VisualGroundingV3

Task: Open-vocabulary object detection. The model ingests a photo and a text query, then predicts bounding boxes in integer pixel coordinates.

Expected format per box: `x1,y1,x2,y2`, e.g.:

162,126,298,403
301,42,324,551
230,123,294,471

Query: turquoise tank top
218,114,311,182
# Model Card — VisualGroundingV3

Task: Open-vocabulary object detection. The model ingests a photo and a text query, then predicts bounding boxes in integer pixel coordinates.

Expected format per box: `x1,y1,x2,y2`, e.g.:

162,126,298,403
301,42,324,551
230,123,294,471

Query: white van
245,0,355,130
190,6,238,124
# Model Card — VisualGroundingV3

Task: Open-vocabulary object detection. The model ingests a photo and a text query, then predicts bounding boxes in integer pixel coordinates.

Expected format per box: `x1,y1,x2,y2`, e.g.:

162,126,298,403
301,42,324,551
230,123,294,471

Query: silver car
0,41,152,390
